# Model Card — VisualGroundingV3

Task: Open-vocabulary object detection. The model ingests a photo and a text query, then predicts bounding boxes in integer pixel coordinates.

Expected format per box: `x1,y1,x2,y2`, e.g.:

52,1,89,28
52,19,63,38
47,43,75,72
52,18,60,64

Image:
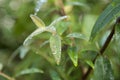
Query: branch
82,17,120,80
0,71,15,80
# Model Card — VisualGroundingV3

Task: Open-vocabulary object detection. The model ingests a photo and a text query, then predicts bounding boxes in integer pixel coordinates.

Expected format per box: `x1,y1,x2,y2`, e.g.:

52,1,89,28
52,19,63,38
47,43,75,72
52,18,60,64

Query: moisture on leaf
90,0,120,40
50,34,61,65
93,56,114,80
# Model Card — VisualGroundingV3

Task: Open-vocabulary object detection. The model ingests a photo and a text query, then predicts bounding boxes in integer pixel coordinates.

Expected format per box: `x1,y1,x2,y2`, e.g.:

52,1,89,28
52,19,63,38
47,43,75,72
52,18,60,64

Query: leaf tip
30,14,45,28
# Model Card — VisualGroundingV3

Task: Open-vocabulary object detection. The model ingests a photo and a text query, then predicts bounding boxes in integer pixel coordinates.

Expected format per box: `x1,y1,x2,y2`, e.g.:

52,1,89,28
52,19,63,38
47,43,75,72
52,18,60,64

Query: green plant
0,0,120,80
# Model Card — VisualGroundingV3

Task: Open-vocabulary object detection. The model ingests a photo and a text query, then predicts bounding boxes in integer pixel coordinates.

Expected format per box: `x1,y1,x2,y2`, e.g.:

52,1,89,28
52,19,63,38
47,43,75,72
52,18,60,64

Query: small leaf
30,14,45,28
93,56,114,80
90,0,120,40
67,32,87,40
67,47,78,67
50,34,61,65
23,28,45,46
56,21,69,35
19,46,30,59
49,16,68,27
15,68,44,77
85,60,94,69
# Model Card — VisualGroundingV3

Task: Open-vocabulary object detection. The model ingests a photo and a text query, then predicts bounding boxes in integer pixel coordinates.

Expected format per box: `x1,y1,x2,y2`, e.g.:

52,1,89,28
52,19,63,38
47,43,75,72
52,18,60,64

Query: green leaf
67,47,78,67
67,1,89,9
49,70,61,80
79,50,98,61
90,0,120,40
30,14,45,28
93,56,114,80
56,21,69,35
49,16,68,27
50,34,61,65
15,68,44,77
23,28,45,46
85,60,94,69
67,32,87,40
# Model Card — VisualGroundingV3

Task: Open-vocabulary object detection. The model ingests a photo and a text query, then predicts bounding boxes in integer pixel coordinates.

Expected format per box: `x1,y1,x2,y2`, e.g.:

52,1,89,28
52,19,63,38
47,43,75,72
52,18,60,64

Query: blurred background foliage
0,0,120,80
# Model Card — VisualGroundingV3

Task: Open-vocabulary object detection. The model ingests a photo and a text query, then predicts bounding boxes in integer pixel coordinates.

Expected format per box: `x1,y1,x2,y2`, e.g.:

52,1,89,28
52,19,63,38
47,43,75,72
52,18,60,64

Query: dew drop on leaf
50,34,61,65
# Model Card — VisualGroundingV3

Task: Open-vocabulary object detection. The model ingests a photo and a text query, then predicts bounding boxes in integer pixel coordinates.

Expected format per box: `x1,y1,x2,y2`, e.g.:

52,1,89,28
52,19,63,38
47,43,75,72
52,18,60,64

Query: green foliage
50,34,61,65
67,46,78,67
0,0,120,80
90,0,120,40
15,68,44,77
67,32,87,40
92,56,114,80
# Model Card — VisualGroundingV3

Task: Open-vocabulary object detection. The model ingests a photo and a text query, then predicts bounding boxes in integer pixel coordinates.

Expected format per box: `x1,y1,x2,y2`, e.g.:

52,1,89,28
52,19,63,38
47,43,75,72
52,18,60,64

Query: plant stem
58,0,66,16
0,71,15,80
100,23,116,54
82,19,118,80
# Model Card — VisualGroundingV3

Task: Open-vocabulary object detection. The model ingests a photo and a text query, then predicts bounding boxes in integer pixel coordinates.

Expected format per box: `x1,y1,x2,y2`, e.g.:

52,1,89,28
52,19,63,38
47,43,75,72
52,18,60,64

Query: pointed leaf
67,47,78,67
23,28,45,46
93,56,114,80
67,32,87,40
19,46,30,59
90,0,120,40
15,68,44,77
85,60,94,69
68,1,89,9
50,34,61,65
49,16,68,27
30,14,45,28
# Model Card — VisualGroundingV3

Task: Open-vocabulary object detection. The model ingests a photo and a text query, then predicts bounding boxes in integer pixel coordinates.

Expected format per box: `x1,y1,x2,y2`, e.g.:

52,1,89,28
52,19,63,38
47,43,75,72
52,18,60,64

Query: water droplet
34,0,47,15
